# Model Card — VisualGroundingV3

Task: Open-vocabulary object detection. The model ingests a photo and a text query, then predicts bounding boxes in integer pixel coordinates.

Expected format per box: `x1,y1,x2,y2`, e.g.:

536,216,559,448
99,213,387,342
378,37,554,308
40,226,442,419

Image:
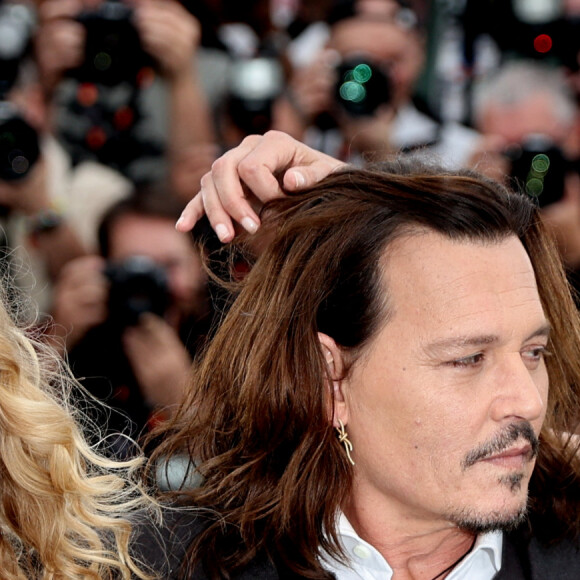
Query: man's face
338,231,549,533
108,213,206,324
478,93,570,147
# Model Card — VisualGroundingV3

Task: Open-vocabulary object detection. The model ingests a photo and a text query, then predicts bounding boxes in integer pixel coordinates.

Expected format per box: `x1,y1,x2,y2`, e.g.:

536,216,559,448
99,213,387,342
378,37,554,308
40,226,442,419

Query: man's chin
448,498,529,535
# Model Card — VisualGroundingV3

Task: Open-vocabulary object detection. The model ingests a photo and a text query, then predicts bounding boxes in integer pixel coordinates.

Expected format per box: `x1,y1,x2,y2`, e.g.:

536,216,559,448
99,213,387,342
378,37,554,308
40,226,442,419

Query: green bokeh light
530,153,550,175
94,52,112,72
525,177,544,197
340,81,366,103
353,64,372,83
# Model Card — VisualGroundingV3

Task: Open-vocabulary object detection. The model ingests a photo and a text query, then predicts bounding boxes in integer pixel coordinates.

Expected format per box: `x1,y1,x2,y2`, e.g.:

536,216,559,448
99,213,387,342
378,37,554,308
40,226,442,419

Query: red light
77,83,98,107
86,126,107,150
534,34,552,53
114,106,134,131
136,66,156,89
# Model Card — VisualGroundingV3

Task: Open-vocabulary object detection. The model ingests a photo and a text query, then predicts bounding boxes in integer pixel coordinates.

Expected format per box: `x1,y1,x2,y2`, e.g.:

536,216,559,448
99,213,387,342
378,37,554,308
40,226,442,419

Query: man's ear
318,332,349,427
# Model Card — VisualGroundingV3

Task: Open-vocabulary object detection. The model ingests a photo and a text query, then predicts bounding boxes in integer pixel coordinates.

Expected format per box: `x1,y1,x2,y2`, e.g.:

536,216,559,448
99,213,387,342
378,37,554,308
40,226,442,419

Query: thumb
283,164,341,191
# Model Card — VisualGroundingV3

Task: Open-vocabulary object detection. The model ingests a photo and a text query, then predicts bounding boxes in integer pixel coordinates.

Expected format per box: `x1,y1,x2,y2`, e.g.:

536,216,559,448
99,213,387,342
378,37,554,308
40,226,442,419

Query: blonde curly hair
0,291,153,579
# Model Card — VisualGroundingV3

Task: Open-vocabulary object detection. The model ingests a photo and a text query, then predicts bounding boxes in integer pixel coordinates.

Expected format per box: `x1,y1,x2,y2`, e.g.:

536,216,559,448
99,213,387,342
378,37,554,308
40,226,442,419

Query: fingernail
241,216,258,234
175,216,186,230
215,223,229,242
292,170,306,188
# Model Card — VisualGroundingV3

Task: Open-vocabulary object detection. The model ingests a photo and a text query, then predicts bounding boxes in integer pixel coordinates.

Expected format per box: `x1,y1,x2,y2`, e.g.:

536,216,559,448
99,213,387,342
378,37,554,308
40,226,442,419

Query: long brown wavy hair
150,159,580,579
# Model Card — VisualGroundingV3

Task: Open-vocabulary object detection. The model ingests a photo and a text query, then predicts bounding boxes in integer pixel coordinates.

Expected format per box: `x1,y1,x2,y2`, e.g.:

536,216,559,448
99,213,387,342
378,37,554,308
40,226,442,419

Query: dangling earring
336,419,355,466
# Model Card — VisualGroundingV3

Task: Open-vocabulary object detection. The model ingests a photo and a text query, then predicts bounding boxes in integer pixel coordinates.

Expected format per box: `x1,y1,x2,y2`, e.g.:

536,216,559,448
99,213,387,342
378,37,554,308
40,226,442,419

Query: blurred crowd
1,0,579,457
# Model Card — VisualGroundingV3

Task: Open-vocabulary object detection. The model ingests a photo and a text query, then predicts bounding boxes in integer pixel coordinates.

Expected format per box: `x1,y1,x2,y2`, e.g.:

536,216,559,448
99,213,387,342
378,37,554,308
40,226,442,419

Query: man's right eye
448,353,485,368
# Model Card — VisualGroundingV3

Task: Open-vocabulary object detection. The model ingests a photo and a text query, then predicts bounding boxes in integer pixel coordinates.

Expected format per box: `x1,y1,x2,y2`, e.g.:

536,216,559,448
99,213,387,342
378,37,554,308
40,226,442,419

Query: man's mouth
462,422,540,471
480,443,534,468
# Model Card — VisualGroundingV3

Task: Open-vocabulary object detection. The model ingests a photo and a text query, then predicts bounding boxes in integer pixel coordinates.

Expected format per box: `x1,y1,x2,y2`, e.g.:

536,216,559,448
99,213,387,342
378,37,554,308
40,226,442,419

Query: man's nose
489,355,546,423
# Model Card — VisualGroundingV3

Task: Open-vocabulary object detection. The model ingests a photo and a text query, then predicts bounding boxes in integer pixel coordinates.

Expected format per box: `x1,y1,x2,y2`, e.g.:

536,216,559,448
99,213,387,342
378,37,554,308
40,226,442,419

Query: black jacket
131,510,580,579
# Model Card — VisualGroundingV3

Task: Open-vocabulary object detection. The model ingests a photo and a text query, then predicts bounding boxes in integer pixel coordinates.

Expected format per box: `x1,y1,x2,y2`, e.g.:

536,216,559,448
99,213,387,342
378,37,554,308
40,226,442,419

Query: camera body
462,0,580,72
74,0,152,86
105,255,169,328
227,56,284,135
505,134,569,207
0,1,38,181
334,56,394,118
0,102,40,181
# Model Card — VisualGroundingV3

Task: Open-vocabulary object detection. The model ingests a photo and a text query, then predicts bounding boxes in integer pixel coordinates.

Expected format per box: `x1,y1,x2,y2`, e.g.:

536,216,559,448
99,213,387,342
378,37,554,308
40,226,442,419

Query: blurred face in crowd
477,92,571,148
355,0,401,19
329,17,424,107
107,213,206,326
334,231,549,533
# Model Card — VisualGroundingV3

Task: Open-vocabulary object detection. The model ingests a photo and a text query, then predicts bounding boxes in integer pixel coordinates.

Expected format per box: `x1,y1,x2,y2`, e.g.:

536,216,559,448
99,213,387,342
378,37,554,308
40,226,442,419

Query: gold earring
336,419,355,466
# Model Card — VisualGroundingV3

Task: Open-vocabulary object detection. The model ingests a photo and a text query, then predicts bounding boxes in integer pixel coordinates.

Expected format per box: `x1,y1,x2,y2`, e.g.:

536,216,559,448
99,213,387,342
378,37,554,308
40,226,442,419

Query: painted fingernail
292,170,306,188
241,216,258,234
215,223,229,242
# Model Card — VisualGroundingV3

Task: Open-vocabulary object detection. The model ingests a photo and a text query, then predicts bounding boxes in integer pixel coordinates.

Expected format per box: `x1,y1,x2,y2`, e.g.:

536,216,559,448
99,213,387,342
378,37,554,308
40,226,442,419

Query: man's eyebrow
524,322,552,343
425,322,552,353
425,334,499,353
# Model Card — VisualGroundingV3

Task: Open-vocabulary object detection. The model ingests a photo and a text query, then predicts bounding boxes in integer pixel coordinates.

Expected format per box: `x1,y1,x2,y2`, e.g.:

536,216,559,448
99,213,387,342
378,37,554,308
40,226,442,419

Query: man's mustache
462,422,540,470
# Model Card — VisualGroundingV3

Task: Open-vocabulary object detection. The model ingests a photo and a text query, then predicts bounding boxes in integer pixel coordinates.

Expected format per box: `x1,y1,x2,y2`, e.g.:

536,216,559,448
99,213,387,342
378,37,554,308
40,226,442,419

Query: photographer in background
469,59,580,298
34,0,215,183
46,184,211,457
274,0,479,166
0,0,90,319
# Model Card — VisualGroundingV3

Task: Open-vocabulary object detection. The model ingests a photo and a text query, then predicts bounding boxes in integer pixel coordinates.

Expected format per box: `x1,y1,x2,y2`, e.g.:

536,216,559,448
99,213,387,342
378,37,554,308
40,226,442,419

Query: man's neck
343,505,477,579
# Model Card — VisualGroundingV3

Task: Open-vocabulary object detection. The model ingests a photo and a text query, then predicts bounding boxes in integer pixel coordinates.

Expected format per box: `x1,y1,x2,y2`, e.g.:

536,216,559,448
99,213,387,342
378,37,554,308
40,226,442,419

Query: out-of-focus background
1,0,578,460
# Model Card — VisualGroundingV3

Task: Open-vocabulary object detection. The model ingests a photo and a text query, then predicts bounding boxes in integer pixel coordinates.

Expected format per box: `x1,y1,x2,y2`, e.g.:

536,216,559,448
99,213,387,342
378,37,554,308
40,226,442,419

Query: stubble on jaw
447,491,529,535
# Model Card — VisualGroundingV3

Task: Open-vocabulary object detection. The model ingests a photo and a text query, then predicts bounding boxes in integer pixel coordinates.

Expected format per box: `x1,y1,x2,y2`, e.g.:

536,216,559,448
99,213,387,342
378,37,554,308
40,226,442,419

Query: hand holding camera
35,0,85,95
37,0,201,88
51,253,171,349
132,0,201,82
122,311,192,410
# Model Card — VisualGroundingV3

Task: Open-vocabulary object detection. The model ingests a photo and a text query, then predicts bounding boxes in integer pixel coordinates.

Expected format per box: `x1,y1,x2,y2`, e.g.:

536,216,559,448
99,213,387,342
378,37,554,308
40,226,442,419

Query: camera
0,102,40,181
505,134,569,207
74,0,152,86
0,0,38,181
334,56,394,118
227,56,284,135
106,255,169,328
462,0,580,71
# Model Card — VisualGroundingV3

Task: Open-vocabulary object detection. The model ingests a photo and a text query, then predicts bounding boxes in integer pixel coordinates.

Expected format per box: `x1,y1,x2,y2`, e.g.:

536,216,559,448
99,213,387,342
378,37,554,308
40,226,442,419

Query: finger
237,131,345,196
208,135,266,231
39,0,82,21
282,162,345,192
201,173,242,242
137,311,165,333
176,192,204,232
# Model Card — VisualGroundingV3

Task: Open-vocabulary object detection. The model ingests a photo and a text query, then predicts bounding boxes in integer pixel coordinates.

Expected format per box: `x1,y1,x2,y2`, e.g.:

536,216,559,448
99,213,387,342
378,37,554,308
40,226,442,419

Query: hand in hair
176,131,345,242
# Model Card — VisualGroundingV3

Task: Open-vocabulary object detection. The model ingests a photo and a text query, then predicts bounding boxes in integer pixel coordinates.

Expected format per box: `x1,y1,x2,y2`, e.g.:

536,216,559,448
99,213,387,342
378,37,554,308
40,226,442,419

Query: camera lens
335,57,393,117
106,255,169,327
506,134,568,207
0,102,39,181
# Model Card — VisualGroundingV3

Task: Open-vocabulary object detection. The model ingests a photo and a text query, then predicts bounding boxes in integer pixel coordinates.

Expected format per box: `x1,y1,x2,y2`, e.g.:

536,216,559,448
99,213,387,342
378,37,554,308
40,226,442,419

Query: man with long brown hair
135,132,580,579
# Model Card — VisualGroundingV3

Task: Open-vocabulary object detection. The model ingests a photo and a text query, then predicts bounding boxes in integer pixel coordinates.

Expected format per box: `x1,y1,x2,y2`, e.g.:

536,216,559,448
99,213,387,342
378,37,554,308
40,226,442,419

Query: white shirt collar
321,512,503,580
